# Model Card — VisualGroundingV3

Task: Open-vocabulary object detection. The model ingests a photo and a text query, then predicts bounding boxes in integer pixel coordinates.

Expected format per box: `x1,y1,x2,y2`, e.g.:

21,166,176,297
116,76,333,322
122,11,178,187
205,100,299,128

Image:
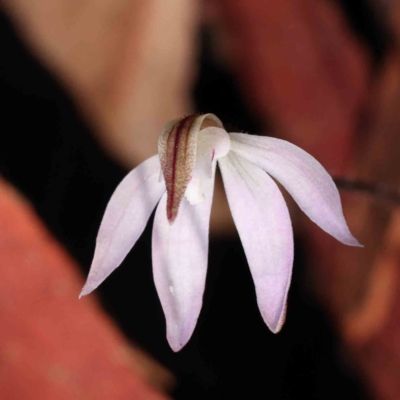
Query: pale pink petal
219,154,294,333
152,167,216,351
80,155,165,297
230,133,361,246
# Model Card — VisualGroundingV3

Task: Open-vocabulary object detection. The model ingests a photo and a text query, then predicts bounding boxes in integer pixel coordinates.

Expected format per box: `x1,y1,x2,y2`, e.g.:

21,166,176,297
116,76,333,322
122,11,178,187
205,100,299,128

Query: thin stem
334,178,400,204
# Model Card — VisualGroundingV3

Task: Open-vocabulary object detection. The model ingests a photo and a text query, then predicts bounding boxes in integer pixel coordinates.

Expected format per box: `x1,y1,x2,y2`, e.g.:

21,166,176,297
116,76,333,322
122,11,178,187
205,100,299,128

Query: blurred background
0,0,399,398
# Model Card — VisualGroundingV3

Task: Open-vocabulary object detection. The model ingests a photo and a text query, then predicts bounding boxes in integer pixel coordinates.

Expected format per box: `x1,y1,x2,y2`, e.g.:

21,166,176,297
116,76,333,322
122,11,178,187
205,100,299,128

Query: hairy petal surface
219,154,294,332
152,167,216,351
230,133,361,246
80,155,165,297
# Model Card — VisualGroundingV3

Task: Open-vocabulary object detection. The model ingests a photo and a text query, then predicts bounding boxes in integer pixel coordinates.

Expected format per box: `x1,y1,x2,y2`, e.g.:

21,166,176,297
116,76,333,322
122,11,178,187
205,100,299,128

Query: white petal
219,154,294,333
230,133,361,246
152,167,216,351
80,155,165,297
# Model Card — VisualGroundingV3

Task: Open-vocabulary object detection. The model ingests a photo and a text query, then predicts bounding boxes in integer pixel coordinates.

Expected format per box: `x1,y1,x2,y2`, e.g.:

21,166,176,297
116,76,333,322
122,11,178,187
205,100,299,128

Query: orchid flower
80,114,361,351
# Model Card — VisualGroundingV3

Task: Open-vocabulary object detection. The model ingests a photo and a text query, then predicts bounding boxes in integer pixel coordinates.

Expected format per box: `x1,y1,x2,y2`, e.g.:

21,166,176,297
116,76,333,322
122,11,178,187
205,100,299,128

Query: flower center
158,114,230,222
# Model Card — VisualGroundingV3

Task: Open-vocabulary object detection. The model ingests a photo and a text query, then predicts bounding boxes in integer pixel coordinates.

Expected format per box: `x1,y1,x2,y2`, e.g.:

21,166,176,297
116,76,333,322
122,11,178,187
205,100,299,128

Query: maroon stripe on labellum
162,115,198,223
167,116,192,221
158,113,222,224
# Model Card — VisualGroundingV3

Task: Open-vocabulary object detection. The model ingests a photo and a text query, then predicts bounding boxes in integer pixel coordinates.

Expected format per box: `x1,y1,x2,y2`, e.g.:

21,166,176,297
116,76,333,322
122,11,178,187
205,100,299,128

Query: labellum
158,114,223,222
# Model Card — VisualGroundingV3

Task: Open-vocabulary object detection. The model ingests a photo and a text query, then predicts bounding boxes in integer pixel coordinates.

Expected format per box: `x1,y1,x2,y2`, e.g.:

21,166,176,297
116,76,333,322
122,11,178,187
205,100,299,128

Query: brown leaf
3,0,199,167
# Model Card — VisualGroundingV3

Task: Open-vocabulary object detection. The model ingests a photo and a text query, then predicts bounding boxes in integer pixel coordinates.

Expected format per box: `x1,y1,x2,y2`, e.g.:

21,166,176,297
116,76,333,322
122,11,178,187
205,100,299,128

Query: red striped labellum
158,114,223,223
